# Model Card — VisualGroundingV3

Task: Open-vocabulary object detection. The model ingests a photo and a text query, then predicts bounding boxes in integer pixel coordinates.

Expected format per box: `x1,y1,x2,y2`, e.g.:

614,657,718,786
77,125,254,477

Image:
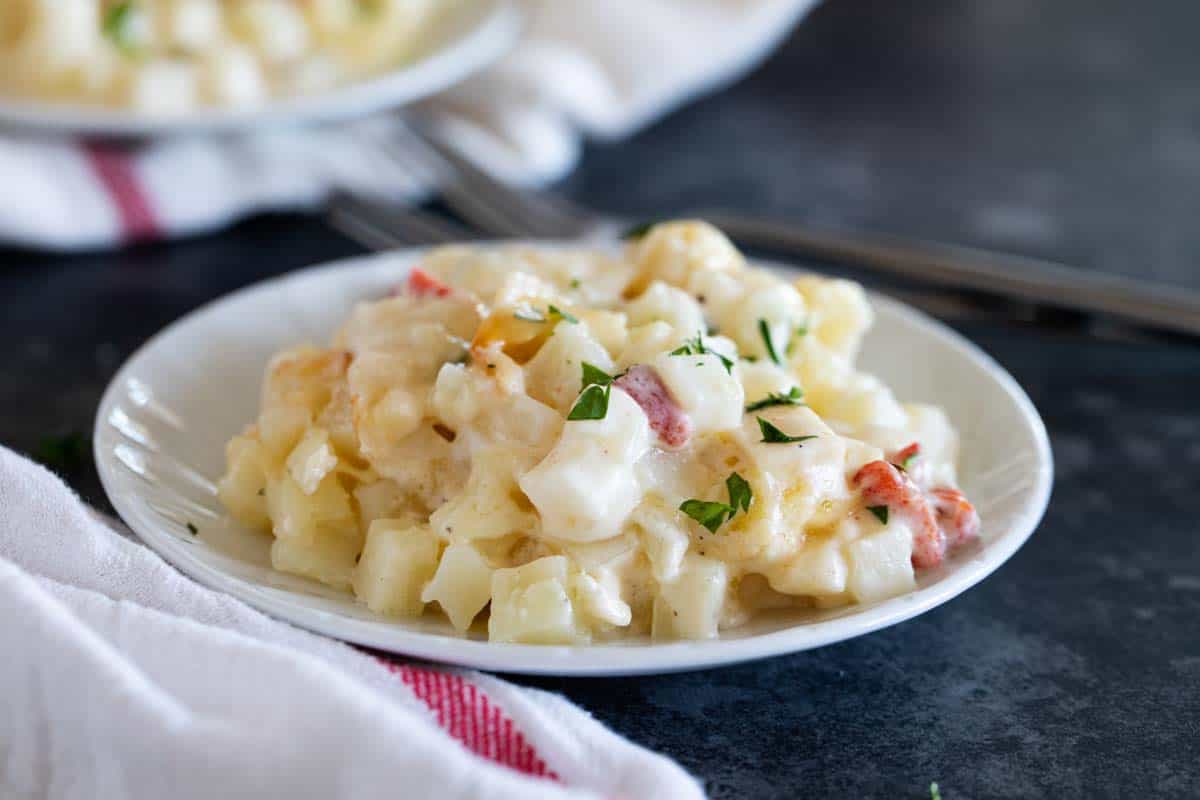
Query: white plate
94,248,1053,676
0,1,520,137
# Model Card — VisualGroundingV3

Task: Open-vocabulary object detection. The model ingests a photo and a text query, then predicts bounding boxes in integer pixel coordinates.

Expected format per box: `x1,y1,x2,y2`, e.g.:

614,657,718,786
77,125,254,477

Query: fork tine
397,122,595,239
328,192,470,249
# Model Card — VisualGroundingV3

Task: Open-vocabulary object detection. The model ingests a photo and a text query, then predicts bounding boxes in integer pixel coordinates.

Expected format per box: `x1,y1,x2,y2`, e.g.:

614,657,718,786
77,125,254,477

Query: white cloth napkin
0,445,703,800
0,0,818,251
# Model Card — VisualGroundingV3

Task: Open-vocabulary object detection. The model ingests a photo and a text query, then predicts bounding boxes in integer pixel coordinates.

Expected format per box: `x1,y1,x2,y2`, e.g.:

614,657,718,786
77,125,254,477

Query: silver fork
329,123,1200,337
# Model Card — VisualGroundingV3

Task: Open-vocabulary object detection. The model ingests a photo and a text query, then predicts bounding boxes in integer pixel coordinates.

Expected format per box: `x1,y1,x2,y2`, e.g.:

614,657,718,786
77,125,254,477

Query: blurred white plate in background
0,0,520,138
94,247,1053,676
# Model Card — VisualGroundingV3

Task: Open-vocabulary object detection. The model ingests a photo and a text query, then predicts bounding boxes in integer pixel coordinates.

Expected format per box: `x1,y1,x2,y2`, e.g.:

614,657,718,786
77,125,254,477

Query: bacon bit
432,423,457,443
929,487,980,547
614,364,692,449
406,267,454,298
852,460,944,569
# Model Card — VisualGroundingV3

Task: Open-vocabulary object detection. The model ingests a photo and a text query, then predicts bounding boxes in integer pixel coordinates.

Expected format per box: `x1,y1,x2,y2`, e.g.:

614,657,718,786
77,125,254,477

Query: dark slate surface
2,1,1198,797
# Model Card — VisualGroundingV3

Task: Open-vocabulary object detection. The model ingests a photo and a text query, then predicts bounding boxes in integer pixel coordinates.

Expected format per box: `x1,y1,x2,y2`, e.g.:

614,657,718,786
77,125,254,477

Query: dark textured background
2,1,1198,797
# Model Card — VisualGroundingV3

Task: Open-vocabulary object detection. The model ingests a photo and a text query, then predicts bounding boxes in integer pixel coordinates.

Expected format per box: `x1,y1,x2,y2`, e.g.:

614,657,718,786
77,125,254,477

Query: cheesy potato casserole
0,0,441,113
218,221,980,643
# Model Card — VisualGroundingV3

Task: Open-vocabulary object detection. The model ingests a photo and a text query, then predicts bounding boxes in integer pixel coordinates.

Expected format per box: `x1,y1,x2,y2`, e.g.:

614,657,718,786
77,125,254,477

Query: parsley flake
758,318,783,365
726,472,753,515
568,383,610,421
580,362,615,391
680,472,754,533
103,1,140,53
867,505,889,525
679,499,736,533
756,417,818,445
670,332,734,373
548,304,578,324
745,386,804,412
786,324,809,356
569,278,581,289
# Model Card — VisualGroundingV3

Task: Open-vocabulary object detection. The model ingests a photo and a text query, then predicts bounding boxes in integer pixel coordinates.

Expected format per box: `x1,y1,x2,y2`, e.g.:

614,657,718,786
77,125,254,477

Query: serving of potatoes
218,221,977,644
0,0,441,113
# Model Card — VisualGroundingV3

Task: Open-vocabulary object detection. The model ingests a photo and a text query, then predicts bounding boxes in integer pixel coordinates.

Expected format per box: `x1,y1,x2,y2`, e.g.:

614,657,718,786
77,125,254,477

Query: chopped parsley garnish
929,782,942,800
569,278,581,289
679,499,736,533
726,472,753,515
186,522,198,535
580,362,615,391
513,307,546,323
568,383,610,421
103,1,140,53
680,472,753,533
867,505,889,525
34,432,88,474
786,324,808,356
745,386,804,412
548,304,578,324
758,318,782,365
670,332,734,373
621,220,660,240
756,417,818,445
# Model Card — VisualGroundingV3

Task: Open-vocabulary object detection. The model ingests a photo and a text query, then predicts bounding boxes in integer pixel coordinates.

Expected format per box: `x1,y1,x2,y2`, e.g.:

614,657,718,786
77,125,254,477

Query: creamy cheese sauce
218,221,980,643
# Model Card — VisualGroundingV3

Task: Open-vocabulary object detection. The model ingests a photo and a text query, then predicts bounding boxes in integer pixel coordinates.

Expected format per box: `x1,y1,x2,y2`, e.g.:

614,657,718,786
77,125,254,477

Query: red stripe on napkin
384,662,559,781
82,142,160,242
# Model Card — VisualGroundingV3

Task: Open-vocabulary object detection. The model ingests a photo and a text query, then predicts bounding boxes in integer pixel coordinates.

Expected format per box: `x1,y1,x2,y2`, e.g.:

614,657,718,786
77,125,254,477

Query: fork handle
705,212,1200,337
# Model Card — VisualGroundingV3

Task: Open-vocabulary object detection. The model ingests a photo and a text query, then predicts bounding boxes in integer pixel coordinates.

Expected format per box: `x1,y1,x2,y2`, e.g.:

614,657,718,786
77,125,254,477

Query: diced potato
524,320,614,414
270,530,359,591
166,0,222,52
130,60,198,115
570,571,632,628
353,521,441,616
267,472,358,545
286,427,337,495
575,309,628,358
518,389,650,542
489,556,586,644
217,433,271,531
624,281,706,340
262,346,349,418
738,360,800,410
793,276,873,360
723,283,806,365
617,321,685,369
765,535,848,596
844,523,916,603
630,500,690,583
421,544,494,631
234,0,310,63
201,44,265,107
626,220,744,297
651,351,744,434
258,405,311,464
430,447,538,541
652,554,729,640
